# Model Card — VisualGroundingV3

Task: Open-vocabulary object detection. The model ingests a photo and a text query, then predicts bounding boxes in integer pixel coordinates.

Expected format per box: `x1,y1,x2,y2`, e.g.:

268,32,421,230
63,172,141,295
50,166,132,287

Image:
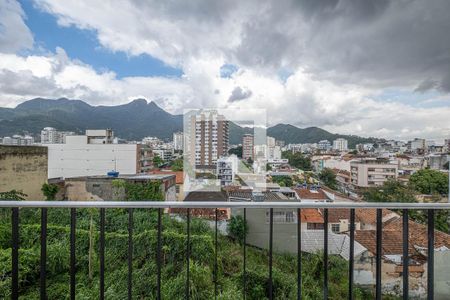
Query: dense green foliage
171,158,183,171
282,151,312,171
228,146,242,158
363,180,449,232
363,180,417,203
41,183,59,200
112,180,164,201
410,169,448,195
0,190,27,200
153,154,164,168
228,216,247,243
271,175,294,187
0,207,375,299
318,168,337,189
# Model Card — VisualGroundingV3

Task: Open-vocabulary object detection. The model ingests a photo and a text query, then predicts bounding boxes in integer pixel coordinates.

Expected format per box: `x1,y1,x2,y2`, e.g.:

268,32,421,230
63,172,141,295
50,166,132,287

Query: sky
0,0,450,141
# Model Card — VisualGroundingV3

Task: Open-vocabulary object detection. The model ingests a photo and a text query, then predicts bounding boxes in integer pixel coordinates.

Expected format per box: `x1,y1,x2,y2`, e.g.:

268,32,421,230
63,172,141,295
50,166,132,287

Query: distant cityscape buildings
40,127,75,144
0,135,34,146
173,131,184,151
333,138,348,151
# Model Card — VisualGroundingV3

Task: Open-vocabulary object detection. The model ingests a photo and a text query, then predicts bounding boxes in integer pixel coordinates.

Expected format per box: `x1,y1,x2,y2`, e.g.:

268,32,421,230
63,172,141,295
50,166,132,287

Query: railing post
349,209,355,300
40,208,47,300
214,208,218,300
100,208,105,300
402,209,409,300
186,208,191,300
128,208,133,300
323,208,328,300
157,208,162,300
70,208,76,300
11,208,19,300
376,209,382,300
427,209,434,300
297,208,302,300
243,208,247,300
269,208,273,300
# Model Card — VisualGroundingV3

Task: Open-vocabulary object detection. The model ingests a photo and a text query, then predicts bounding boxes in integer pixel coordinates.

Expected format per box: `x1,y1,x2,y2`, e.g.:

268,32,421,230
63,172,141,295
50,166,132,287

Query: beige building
242,134,254,161
350,159,398,187
188,110,229,168
0,145,48,200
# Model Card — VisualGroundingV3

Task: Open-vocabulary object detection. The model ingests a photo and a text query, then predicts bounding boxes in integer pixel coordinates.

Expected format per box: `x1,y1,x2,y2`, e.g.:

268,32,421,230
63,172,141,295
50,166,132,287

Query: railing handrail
1,200,450,209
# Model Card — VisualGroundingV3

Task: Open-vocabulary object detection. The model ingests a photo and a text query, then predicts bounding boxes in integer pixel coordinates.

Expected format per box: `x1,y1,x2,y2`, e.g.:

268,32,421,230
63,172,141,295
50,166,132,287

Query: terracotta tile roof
150,170,184,184
384,218,450,249
294,188,328,200
355,209,397,225
300,208,324,223
321,208,357,223
355,217,450,257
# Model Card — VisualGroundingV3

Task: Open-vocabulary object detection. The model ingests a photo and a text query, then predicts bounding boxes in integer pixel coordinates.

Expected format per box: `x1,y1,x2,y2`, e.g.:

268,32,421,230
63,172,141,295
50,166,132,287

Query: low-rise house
294,186,330,202
150,170,184,200
353,217,450,298
63,174,176,201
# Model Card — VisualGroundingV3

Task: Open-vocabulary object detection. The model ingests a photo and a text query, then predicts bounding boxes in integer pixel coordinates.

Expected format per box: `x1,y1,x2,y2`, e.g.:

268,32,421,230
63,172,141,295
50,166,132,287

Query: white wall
47,143,138,178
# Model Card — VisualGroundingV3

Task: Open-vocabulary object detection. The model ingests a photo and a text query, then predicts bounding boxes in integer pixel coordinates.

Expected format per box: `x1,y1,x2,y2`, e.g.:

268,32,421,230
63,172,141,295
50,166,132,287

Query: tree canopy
318,168,338,190
282,151,312,171
410,169,448,195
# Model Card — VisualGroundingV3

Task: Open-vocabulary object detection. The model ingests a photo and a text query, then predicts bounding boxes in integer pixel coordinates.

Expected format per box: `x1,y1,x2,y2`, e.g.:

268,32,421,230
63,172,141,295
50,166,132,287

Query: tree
228,215,248,243
41,183,59,200
410,169,449,195
444,161,449,170
0,190,27,200
318,168,337,189
363,180,417,203
171,158,183,171
228,146,242,158
282,151,312,171
272,175,293,187
153,154,164,168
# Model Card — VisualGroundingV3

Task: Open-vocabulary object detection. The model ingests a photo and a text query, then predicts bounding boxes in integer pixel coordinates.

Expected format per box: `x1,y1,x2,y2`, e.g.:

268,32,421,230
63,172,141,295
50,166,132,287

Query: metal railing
1,201,450,300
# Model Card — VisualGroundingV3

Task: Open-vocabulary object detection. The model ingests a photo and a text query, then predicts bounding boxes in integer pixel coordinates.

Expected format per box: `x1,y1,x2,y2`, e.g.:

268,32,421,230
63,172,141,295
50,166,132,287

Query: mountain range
0,98,381,147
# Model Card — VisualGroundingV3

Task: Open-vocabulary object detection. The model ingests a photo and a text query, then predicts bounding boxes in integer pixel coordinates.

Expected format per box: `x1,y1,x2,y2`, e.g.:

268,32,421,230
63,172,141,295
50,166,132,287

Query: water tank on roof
107,171,119,177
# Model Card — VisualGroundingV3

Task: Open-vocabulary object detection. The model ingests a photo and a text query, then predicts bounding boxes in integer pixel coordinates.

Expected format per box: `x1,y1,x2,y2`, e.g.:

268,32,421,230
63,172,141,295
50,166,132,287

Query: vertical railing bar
269,208,273,300
100,208,105,300
402,209,409,300
40,208,47,300
243,208,247,300
349,209,355,300
376,209,382,300
427,209,434,300
128,208,133,300
70,208,76,300
186,208,190,300
11,207,19,300
324,208,328,300
297,208,302,300
214,208,218,300
157,208,162,300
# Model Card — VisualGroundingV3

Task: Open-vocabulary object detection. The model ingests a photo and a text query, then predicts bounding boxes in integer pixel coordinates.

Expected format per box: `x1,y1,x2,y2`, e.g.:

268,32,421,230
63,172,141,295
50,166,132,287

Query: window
266,210,297,223
331,224,340,233
307,223,324,230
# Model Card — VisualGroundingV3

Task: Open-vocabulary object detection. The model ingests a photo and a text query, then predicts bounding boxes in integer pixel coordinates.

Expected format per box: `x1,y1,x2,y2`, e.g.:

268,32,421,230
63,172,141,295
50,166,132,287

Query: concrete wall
232,207,303,253
47,143,138,179
0,145,48,200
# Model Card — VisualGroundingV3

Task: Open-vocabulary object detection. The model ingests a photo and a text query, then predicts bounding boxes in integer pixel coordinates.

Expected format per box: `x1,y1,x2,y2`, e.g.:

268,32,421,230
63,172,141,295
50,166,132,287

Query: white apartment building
217,155,238,186
410,138,426,152
333,138,348,151
153,148,174,161
173,132,184,151
40,127,75,144
47,129,150,179
350,159,398,187
1,135,34,146
318,140,331,151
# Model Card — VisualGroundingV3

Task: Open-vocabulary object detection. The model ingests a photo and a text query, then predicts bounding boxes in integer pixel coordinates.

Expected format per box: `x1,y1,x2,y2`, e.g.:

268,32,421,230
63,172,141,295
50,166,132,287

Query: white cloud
0,0,450,141
0,0,34,53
